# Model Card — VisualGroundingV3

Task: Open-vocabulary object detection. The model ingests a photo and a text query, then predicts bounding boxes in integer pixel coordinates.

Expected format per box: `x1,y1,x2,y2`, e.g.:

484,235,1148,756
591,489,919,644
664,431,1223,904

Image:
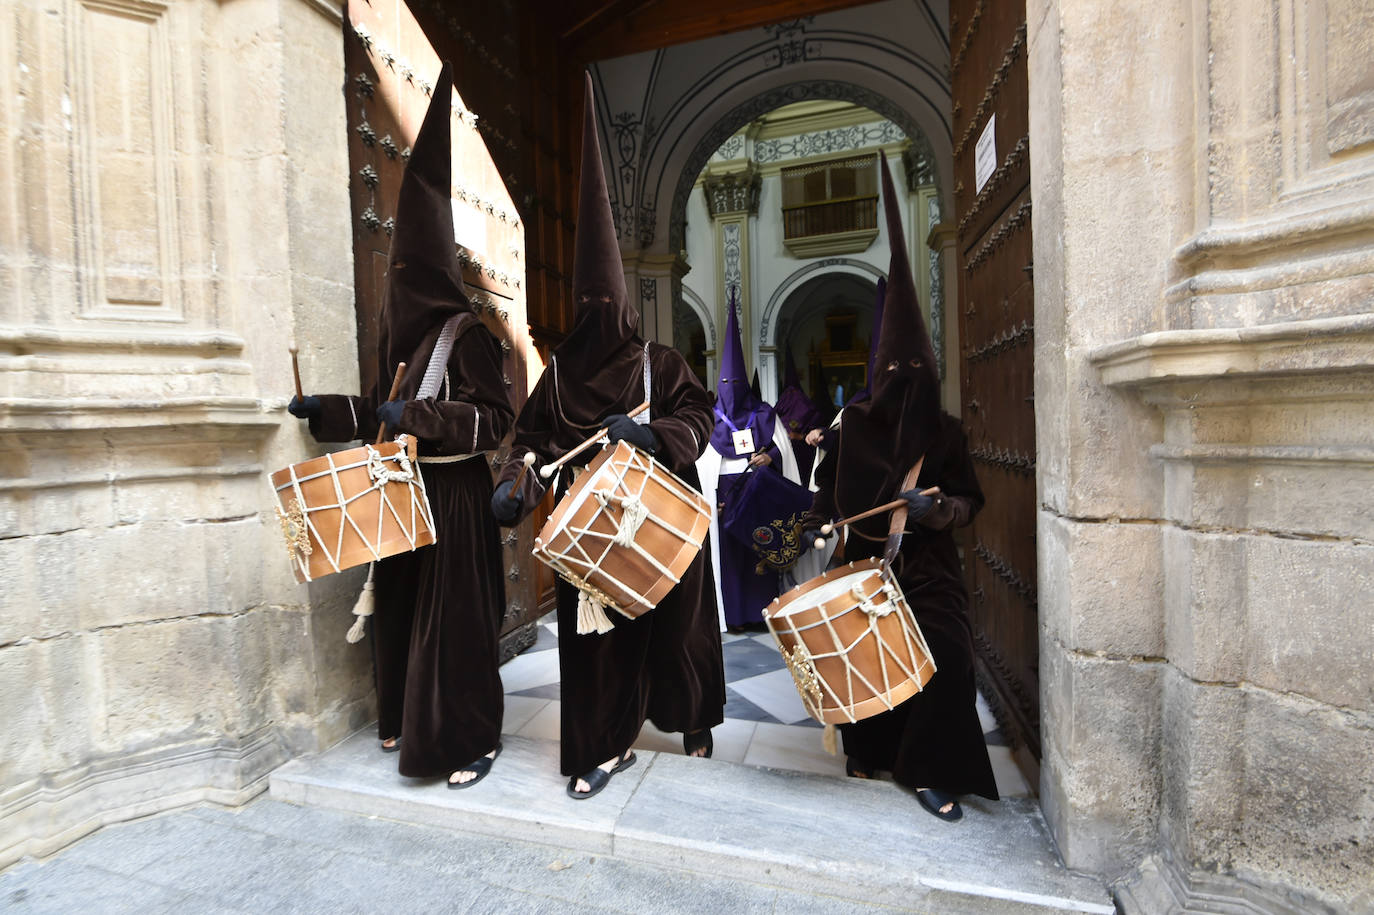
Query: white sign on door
974,113,997,194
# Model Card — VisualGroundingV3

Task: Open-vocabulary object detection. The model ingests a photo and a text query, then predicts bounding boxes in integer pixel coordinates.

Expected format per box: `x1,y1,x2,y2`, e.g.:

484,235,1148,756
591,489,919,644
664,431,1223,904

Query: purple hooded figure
709,289,779,461
696,287,801,631
773,347,824,480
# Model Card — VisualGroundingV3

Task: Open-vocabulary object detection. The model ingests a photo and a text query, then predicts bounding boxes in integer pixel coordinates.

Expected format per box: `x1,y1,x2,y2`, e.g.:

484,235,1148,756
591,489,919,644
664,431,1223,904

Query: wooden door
342,0,544,656
950,2,1039,761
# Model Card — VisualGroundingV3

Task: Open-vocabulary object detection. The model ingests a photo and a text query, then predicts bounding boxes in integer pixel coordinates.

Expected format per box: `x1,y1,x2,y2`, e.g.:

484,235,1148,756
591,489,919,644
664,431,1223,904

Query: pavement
0,621,1102,913
0,799,921,914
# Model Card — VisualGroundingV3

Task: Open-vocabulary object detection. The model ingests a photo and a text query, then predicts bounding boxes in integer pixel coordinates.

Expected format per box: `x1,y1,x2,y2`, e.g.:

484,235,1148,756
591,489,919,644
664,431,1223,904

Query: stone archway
767,268,880,406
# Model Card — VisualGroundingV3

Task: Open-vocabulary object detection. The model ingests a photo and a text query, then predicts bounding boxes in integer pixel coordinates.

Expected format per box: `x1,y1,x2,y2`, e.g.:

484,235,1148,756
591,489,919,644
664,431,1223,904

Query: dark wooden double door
951,0,1040,762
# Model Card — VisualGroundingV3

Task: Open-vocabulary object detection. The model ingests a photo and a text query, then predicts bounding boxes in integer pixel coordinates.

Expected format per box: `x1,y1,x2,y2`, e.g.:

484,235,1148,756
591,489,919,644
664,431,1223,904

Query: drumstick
812,487,941,550
509,452,536,490
538,400,650,480
288,342,304,401
375,362,408,445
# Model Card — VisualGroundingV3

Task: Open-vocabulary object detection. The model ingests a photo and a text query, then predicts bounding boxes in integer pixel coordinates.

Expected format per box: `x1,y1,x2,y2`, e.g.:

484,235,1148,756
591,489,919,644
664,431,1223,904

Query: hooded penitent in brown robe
294,63,514,779
494,75,724,780
806,157,997,802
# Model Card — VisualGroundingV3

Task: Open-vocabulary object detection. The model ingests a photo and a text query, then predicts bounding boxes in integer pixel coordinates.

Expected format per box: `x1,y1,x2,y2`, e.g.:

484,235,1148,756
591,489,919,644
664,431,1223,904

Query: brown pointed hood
833,156,942,535
548,72,644,427
376,61,473,385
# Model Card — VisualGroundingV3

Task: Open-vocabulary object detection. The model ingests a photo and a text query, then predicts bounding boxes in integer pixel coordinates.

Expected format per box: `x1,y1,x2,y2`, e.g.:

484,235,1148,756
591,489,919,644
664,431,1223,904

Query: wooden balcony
781,195,879,257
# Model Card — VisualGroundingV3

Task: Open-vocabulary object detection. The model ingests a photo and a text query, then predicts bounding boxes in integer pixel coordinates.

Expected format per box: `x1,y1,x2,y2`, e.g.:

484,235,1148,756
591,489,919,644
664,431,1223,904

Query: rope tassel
576,589,617,635
346,564,376,644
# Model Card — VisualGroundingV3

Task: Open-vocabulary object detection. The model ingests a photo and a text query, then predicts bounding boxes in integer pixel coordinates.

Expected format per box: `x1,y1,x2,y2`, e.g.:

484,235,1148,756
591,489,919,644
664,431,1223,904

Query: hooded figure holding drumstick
801,156,997,822
490,74,724,799
287,63,514,790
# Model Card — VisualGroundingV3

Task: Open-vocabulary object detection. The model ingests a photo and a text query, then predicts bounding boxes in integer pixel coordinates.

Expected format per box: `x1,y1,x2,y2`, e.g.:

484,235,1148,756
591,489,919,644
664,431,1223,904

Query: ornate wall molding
702,165,762,218
753,120,906,164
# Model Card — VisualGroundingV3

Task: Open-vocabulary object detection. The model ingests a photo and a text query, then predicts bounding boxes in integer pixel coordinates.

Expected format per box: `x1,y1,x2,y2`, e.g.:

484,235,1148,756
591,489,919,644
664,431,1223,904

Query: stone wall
0,0,373,868
1030,0,1373,911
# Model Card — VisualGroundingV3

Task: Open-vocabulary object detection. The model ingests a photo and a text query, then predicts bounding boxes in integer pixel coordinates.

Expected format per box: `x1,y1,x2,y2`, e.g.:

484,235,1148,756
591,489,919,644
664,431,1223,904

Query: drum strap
882,455,926,571
417,314,465,400
638,342,652,424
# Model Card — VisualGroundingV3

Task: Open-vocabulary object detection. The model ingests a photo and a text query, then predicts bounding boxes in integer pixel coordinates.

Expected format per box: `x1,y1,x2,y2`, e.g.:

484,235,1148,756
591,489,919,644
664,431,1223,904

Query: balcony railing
782,195,879,240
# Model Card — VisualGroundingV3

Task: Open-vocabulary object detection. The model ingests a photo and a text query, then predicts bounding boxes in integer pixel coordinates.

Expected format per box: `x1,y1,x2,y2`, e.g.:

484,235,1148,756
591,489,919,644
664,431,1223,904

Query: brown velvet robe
497,341,725,777
309,319,513,778
808,411,999,800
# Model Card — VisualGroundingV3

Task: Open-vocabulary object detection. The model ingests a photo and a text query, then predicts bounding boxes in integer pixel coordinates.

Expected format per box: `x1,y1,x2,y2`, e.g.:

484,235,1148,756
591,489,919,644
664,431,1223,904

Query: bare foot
381,737,398,750
449,747,499,786
918,788,957,816
572,752,625,795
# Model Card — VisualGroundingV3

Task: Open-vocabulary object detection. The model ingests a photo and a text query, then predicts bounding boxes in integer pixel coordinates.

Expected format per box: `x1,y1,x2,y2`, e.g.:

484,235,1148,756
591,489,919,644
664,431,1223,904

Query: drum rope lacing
365,437,417,486
769,565,937,725
536,445,706,635
274,439,433,582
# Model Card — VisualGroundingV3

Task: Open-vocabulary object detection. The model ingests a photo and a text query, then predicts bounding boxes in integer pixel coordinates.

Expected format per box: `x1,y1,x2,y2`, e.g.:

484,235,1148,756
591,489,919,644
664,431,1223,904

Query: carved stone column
702,163,762,367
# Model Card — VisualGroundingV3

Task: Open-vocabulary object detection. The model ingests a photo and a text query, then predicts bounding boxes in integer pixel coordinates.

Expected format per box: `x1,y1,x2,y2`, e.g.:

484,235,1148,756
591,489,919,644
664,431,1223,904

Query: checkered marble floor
501,617,1032,798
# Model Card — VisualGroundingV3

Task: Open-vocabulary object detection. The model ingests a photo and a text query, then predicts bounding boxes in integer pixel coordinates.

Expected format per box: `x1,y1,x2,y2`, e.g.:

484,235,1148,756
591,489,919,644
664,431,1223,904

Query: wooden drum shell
533,441,711,618
270,441,436,583
764,559,936,725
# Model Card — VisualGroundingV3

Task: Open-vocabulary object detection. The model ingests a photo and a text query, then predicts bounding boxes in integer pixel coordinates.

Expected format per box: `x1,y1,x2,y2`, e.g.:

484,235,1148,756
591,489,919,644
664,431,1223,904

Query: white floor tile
706,718,757,764
987,745,1032,798
515,699,561,741
498,648,561,694
742,721,847,778
750,633,781,653
501,695,549,736
632,717,757,765
729,668,811,725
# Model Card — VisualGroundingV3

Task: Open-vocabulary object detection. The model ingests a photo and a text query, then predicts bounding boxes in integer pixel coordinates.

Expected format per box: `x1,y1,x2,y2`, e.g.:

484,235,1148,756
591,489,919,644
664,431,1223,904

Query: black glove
802,526,833,551
491,480,522,523
376,399,406,431
288,395,322,419
603,414,658,452
899,489,936,520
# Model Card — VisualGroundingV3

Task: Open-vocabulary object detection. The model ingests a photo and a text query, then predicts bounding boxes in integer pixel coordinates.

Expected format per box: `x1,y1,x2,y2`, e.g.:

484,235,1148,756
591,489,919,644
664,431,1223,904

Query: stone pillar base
1117,851,1347,915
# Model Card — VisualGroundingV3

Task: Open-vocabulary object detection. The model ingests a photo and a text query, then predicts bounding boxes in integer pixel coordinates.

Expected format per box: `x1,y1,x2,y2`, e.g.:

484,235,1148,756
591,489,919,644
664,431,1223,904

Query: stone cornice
621,251,689,278
298,0,344,25
1174,200,1374,267
0,325,246,355
0,396,283,433
1089,314,1374,389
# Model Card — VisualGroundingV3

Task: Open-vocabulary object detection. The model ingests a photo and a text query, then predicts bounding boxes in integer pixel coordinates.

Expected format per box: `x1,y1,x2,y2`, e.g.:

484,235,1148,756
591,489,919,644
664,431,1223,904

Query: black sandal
683,729,713,758
448,744,502,790
380,738,400,753
845,757,874,779
916,788,963,822
566,751,636,800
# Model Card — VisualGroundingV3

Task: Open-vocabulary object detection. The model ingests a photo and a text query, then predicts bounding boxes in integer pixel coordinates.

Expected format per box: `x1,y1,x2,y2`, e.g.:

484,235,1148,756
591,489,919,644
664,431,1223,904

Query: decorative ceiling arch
589,9,951,253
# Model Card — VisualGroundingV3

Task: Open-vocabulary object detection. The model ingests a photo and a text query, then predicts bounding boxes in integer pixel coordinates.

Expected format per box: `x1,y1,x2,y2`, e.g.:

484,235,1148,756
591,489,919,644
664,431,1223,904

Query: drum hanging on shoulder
764,558,936,724
270,436,436,582
533,441,711,632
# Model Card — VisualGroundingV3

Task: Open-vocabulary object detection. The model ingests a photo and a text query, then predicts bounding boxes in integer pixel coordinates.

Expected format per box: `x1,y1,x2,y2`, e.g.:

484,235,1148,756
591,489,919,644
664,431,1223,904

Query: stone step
270,731,1115,914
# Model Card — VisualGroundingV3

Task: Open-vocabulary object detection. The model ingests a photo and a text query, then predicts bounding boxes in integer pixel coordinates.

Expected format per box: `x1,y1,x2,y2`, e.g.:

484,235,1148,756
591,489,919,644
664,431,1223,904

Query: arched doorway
769,269,880,411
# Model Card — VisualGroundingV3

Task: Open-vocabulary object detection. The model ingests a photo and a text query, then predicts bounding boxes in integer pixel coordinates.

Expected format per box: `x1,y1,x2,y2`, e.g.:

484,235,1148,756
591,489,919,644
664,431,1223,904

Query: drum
270,436,436,582
533,441,711,627
764,558,936,724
